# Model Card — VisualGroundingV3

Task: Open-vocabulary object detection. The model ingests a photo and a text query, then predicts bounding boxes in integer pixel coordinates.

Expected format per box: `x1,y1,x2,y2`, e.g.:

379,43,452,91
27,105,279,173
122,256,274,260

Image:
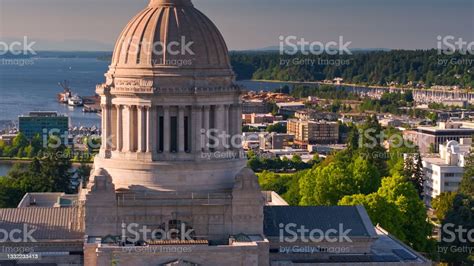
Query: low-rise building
0,134,18,145
276,102,305,116
242,113,282,124
242,100,272,114
242,132,261,150
259,132,294,150
288,119,339,144
380,118,403,127
19,111,69,140
404,122,474,153
295,109,338,121
422,139,470,207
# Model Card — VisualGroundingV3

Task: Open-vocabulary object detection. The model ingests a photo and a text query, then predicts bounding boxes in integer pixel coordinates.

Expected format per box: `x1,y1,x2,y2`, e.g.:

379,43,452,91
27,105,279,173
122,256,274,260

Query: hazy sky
0,0,473,51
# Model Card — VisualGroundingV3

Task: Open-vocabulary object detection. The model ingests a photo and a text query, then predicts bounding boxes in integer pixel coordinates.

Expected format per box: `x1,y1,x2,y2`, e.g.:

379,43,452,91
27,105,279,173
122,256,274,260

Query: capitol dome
95,0,245,192
106,0,234,88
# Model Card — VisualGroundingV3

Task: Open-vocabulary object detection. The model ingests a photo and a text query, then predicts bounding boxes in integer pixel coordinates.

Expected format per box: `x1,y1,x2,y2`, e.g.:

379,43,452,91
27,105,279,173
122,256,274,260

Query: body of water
0,57,109,130
0,162,14,176
0,56,297,173
0,56,295,131
237,80,295,92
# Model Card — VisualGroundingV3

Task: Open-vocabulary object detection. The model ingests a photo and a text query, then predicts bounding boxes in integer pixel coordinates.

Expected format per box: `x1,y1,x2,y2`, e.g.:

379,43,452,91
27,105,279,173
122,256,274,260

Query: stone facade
82,2,266,264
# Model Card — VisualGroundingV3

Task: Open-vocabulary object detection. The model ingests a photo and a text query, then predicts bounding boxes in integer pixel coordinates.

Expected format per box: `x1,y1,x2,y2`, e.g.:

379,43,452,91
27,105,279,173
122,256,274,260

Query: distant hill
241,46,391,53
230,50,474,88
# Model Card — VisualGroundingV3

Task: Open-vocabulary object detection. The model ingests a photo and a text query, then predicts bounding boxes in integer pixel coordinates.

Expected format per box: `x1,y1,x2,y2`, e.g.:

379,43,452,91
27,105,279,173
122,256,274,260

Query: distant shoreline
246,79,474,92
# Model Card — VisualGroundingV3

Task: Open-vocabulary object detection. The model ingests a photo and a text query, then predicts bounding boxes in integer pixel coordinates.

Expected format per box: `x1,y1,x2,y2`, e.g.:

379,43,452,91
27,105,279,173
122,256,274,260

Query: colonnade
100,104,242,158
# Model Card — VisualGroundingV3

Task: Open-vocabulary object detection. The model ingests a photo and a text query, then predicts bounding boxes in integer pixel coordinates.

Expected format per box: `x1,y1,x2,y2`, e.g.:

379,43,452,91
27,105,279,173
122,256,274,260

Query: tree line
230,50,474,88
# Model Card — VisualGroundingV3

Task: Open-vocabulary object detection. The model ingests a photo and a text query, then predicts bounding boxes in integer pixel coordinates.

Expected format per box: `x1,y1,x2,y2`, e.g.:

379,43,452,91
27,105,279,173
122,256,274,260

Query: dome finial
149,0,193,7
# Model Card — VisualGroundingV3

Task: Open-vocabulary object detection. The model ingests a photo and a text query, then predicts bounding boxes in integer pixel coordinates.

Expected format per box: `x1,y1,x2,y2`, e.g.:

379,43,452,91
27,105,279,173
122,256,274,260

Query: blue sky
0,0,473,51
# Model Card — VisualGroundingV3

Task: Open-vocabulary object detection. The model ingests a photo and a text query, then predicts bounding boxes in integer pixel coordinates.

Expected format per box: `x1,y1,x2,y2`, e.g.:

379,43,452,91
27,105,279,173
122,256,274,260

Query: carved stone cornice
109,82,241,95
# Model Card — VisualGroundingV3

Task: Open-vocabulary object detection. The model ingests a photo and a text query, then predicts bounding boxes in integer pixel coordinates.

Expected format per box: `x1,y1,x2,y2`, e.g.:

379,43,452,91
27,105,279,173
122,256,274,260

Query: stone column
215,105,225,151
192,105,202,154
235,103,243,155
163,106,170,153
156,106,161,152
138,106,146,153
236,103,243,135
116,105,123,152
178,106,185,153
146,106,155,154
123,105,132,152
223,104,230,150
203,106,210,152
101,104,112,152
228,104,236,150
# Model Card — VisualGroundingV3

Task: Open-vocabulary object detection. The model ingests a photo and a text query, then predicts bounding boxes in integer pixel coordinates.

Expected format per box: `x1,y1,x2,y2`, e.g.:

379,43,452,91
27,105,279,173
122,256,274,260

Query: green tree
402,153,425,199
339,193,406,239
431,192,457,221
460,143,474,197
266,123,287,133
339,174,434,252
40,145,73,193
0,177,24,208
357,115,388,176
350,155,381,194
437,194,474,264
300,162,356,206
76,163,92,187
429,143,436,153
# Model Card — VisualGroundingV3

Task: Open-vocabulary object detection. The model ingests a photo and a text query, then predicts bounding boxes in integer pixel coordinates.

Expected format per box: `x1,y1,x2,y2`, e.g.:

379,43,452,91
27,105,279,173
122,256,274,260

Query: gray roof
0,207,84,241
264,206,376,237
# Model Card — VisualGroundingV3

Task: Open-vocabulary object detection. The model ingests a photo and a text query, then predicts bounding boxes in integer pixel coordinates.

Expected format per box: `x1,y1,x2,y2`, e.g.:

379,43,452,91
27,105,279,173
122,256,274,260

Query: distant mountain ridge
239,46,392,52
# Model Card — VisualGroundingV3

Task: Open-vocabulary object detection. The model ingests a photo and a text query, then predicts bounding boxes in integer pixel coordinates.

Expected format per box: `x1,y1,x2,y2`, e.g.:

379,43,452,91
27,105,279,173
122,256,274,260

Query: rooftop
264,205,376,238
0,207,83,241
17,193,78,208
371,226,430,264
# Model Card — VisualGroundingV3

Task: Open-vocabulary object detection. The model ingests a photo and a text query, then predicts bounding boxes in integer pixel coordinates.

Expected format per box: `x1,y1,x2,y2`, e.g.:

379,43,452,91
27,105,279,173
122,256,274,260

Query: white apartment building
422,139,471,207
